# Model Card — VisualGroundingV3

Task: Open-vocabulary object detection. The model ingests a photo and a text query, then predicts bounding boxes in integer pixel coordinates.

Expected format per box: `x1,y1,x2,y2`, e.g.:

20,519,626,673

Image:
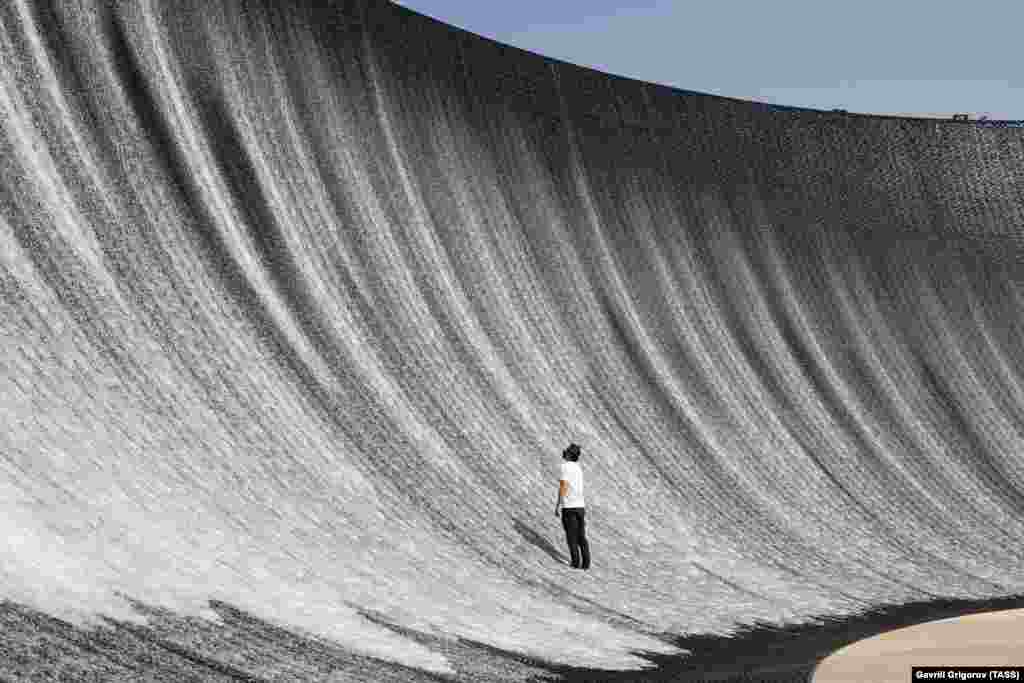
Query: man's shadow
512,517,565,566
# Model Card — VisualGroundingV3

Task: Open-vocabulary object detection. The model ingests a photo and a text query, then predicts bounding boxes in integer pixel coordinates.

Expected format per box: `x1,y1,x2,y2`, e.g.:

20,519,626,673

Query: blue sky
392,0,1022,120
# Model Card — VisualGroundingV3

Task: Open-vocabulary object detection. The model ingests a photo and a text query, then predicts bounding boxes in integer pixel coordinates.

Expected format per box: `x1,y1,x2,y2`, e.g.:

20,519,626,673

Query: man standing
555,443,590,570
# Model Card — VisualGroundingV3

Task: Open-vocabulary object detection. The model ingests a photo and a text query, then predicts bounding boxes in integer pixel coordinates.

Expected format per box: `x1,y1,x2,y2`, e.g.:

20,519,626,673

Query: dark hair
563,443,581,461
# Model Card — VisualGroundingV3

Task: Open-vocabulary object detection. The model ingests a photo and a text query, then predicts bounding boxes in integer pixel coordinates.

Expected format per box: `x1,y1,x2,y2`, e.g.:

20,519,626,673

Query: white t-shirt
559,461,585,508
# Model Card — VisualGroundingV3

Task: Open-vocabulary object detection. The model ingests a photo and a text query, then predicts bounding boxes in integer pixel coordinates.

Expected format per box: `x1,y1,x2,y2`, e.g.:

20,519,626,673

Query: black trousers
561,507,590,569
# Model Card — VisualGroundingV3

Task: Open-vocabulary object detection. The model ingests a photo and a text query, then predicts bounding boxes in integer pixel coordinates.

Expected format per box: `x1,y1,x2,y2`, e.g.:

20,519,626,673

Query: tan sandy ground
813,609,1024,682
